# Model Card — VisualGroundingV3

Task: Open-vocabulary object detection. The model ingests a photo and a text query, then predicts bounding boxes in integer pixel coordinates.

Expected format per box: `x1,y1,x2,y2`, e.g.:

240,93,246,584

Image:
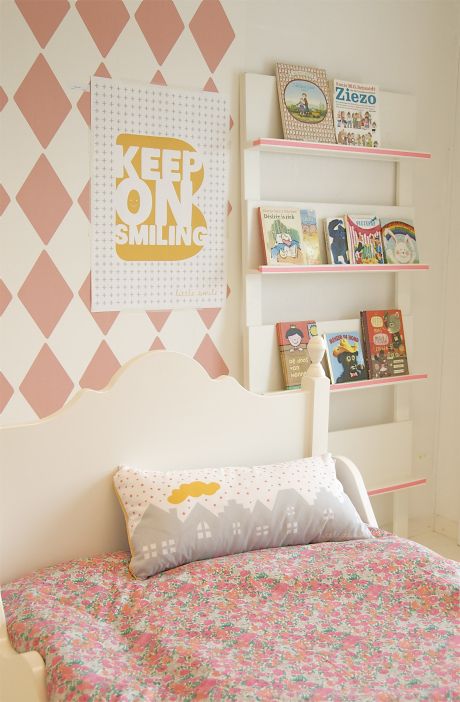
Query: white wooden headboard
0,347,375,585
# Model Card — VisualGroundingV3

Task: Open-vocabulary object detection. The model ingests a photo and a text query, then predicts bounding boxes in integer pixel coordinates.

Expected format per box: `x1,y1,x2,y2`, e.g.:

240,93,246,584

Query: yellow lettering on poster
114,134,207,261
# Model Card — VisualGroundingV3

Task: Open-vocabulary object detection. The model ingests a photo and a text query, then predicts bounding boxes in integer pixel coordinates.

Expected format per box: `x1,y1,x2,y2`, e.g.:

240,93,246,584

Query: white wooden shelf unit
240,73,431,536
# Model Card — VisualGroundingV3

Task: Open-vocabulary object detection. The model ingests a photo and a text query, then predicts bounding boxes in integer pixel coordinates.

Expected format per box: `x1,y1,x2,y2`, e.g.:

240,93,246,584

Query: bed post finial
302,336,330,456
305,335,327,378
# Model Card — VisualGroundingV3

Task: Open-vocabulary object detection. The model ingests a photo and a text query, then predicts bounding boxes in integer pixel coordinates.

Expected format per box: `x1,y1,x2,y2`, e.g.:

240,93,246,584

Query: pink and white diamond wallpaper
1,0,240,423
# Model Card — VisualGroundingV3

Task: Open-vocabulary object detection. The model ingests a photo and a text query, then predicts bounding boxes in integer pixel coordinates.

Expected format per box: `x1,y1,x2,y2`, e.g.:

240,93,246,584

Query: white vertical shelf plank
392,491,410,537
245,272,263,327
396,161,414,206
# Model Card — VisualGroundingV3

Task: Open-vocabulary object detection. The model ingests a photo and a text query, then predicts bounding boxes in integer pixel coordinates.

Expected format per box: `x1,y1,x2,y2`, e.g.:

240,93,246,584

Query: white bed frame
0,342,376,702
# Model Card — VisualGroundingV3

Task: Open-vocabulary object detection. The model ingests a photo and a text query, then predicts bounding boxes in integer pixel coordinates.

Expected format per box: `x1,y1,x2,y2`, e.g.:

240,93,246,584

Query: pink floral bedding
3,530,459,701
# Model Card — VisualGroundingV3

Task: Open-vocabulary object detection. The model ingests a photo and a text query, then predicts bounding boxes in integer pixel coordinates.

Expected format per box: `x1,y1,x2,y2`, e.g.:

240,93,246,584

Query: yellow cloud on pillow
167,481,221,504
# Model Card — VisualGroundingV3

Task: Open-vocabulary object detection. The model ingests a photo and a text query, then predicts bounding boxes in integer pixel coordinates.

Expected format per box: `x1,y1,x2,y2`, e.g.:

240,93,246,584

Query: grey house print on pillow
130,485,371,580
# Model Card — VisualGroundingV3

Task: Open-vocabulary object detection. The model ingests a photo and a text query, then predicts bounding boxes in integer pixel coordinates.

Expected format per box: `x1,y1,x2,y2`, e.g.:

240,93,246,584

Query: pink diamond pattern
16,155,72,244
0,185,10,216
146,310,172,332
76,0,129,57
189,0,235,73
20,344,73,418
77,63,111,126
194,334,228,378
0,87,7,111
197,307,221,329
80,341,120,390
203,77,218,92
79,274,118,334
18,251,73,337
135,0,184,65
78,180,90,220
150,337,165,351
16,0,70,48
14,54,71,148
0,279,13,316
0,373,14,413
151,70,167,86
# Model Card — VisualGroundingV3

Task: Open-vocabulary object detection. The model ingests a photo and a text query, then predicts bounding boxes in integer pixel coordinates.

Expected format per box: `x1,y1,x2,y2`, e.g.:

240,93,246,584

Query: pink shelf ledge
330,374,428,391
251,138,431,161
258,264,429,273
368,478,427,497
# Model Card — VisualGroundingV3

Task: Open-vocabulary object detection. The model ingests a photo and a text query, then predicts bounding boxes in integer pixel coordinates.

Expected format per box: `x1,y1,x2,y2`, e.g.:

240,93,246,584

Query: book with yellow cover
259,206,322,265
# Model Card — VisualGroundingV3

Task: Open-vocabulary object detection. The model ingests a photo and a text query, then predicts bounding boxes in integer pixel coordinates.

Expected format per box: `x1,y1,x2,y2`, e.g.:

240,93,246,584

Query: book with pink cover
345,214,384,264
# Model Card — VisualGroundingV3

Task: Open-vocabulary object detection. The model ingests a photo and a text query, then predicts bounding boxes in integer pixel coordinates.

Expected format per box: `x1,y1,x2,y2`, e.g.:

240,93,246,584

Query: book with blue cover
324,330,368,384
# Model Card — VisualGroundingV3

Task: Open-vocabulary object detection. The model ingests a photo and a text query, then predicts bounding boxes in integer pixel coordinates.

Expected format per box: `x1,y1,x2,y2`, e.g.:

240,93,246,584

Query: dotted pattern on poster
91,78,229,311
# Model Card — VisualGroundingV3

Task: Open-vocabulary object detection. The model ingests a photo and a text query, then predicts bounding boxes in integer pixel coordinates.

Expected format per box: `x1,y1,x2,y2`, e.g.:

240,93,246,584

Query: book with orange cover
276,320,318,389
360,309,409,378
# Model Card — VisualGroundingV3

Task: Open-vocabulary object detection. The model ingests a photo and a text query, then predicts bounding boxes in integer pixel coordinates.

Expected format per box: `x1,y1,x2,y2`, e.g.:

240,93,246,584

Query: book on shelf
259,206,324,265
323,329,368,384
275,63,336,144
332,79,380,148
276,320,318,389
325,217,350,264
380,218,420,264
345,214,384,264
360,309,409,378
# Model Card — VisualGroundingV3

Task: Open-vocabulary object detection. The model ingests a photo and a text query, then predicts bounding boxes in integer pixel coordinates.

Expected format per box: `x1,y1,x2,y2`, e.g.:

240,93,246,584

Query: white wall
435,23,460,538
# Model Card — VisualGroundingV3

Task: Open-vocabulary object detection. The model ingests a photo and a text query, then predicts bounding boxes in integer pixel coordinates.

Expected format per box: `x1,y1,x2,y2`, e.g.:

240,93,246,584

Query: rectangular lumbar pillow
114,454,372,579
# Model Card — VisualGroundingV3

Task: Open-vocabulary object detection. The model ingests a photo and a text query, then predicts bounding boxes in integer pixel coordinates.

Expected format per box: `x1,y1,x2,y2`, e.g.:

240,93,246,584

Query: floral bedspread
3,530,459,701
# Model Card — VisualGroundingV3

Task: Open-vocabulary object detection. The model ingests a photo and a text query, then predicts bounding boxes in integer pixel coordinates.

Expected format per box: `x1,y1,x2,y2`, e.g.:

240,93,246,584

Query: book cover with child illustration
333,79,380,148
275,63,336,144
259,207,321,265
276,320,318,389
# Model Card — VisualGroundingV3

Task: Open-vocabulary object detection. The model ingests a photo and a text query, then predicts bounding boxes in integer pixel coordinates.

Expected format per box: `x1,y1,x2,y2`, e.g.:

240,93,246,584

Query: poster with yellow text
91,78,229,310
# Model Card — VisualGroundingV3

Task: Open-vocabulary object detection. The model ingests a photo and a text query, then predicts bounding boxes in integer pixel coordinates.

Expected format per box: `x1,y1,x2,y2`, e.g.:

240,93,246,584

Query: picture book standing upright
361,309,409,378
259,207,322,265
332,79,380,148
276,320,318,389
323,330,368,384
345,215,384,264
380,219,419,264
275,63,336,144
325,217,350,264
